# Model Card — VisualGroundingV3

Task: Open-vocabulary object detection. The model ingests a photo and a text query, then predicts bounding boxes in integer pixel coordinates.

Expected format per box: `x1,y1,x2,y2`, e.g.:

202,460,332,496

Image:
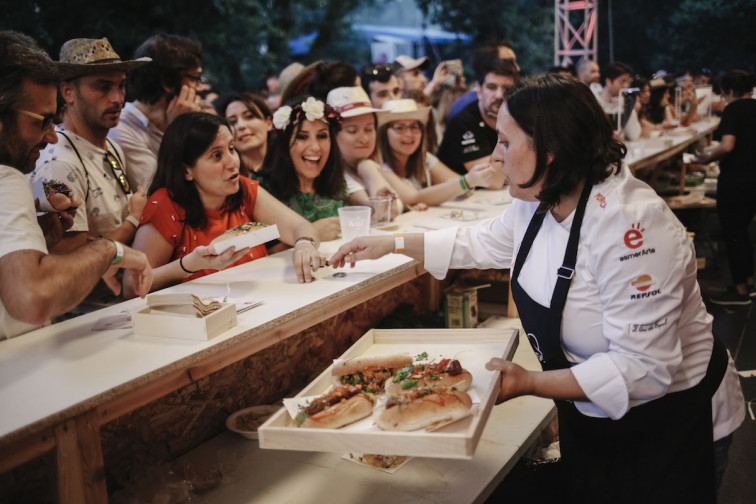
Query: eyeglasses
389,123,423,134
16,109,61,130
183,73,205,87
104,151,130,194
363,64,393,83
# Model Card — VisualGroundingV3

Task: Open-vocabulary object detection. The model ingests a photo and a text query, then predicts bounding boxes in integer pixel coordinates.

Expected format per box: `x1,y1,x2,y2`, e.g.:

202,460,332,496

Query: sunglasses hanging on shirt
104,150,130,195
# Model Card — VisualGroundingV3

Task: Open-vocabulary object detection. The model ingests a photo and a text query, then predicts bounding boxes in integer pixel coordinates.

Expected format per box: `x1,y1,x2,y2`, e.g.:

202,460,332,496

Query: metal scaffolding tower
554,0,598,66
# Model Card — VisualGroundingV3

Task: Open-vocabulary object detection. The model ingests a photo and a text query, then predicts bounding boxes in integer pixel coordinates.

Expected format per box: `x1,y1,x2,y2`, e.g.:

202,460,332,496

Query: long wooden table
625,117,719,175
0,190,524,503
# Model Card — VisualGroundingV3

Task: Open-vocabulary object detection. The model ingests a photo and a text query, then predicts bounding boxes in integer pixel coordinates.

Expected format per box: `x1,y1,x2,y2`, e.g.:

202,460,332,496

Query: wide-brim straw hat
56,38,151,80
649,78,674,89
377,99,430,127
326,86,382,118
280,60,322,104
393,54,430,72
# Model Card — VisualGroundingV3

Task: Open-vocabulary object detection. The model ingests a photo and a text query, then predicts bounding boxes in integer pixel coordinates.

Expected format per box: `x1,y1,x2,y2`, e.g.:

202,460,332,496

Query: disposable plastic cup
369,195,392,226
338,206,371,241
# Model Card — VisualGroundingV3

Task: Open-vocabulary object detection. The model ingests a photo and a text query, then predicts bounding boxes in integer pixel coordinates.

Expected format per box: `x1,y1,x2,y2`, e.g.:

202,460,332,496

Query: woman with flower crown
257,95,347,241
122,112,325,298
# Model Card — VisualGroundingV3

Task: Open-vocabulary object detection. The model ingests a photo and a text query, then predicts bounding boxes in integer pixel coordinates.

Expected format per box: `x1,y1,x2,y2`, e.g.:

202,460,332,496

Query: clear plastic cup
369,195,392,227
338,206,371,241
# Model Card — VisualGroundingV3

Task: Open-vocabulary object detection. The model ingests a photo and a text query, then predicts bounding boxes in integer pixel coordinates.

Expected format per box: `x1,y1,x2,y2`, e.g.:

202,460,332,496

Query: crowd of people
0,27,751,502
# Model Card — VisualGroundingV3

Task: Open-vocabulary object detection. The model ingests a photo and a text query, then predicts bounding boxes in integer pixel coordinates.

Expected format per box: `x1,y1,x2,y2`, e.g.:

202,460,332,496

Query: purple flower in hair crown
273,97,342,130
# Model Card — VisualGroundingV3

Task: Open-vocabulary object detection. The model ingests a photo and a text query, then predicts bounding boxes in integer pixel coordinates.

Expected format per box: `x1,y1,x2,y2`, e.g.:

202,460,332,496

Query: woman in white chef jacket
327,74,745,503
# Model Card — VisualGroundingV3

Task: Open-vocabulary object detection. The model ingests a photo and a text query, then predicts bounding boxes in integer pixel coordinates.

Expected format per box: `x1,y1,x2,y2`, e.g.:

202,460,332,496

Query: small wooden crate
132,302,237,341
258,327,518,459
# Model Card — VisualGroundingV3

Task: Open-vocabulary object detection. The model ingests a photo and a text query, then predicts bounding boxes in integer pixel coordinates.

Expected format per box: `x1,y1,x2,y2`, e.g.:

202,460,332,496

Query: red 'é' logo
624,223,644,249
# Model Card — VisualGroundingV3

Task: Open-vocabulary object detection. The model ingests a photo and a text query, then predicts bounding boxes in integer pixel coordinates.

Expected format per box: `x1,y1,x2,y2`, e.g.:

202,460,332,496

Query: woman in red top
123,112,323,298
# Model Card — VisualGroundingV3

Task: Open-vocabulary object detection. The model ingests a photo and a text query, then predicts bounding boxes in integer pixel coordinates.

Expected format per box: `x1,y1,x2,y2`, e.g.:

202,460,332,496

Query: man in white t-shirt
31,38,150,254
0,31,152,340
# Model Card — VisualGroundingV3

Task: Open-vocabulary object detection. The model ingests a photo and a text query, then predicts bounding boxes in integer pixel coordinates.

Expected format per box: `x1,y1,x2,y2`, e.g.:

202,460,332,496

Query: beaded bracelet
295,236,317,247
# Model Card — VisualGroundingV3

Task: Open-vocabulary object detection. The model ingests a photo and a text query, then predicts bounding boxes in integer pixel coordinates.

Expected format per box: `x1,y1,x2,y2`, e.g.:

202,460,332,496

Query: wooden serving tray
258,327,518,459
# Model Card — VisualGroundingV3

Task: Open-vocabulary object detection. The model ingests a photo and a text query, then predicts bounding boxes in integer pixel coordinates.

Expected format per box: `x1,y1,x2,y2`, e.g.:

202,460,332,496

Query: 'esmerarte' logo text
619,247,656,261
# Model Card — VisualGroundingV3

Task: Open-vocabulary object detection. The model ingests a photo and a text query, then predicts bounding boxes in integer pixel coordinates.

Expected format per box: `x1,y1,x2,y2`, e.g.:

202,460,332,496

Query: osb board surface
0,258,421,449
99,279,425,495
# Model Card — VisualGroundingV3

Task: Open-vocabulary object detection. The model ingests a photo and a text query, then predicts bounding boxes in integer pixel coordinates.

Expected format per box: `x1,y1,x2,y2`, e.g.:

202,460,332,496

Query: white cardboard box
132,302,237,341
258,327,518,459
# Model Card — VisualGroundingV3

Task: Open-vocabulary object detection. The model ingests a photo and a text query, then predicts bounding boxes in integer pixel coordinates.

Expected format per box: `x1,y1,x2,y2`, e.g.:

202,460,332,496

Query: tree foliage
416,0,554,74
0,0,374,93
2,0,753,94
419,0,756,77
602,0,756,76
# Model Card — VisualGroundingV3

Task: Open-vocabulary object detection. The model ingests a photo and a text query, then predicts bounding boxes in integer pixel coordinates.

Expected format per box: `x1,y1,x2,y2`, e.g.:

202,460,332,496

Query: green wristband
459,175,471,191
109,239,124,265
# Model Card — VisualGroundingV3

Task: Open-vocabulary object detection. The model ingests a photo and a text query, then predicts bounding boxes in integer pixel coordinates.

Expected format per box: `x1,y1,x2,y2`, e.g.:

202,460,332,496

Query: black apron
511,183,728,503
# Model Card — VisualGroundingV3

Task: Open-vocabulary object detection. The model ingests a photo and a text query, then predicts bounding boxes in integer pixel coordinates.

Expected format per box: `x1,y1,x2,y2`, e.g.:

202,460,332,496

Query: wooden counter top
626,117,719,173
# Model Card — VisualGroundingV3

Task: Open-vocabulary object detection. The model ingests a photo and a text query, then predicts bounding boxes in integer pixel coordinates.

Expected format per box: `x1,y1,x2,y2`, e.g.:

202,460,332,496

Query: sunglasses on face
363,64,393,83
104,151,130,194
16,109,61,130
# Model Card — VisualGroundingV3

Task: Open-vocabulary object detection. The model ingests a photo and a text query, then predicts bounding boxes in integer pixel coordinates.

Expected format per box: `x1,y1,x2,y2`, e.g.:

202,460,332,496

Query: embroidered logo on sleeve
629,317,668,332
619,222,656,261
595,193,606,208
630,274,661,299
624,223,644,249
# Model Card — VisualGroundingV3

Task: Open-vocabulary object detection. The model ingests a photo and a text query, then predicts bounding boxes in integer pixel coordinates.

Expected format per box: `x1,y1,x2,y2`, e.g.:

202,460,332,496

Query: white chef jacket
425,163,744,441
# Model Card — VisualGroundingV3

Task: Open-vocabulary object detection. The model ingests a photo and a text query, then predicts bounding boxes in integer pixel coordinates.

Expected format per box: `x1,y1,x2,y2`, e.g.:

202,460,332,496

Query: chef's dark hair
504,73,625,209
151,112,243,229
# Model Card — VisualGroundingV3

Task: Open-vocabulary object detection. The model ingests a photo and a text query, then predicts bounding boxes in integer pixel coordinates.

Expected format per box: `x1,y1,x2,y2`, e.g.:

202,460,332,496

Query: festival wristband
394,233,405,254
109,239,124,265
459,175,471,191
125,215,140,228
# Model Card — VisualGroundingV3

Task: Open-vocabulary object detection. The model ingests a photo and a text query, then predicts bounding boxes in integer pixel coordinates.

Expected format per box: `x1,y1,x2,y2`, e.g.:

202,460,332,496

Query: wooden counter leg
55,419,85,503
679,163,688,195
421,273,442,311
54,411,108,503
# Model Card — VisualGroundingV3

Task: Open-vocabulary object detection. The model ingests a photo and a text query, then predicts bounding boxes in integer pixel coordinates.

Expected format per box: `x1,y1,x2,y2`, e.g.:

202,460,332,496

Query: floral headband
272,96,342,131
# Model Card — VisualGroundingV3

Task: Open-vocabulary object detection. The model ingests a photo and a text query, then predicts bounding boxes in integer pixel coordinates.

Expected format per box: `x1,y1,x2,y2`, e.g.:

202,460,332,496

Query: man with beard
0,31,152,339
438,58,518,189
31,38,150,254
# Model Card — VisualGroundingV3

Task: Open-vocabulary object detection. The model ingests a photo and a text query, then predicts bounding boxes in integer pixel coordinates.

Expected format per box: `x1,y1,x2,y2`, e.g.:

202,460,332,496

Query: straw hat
393,55,429,72
377,99,430,127
326,86,382,118
277,62,304,97
56,38,151,80
649,78,674,89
